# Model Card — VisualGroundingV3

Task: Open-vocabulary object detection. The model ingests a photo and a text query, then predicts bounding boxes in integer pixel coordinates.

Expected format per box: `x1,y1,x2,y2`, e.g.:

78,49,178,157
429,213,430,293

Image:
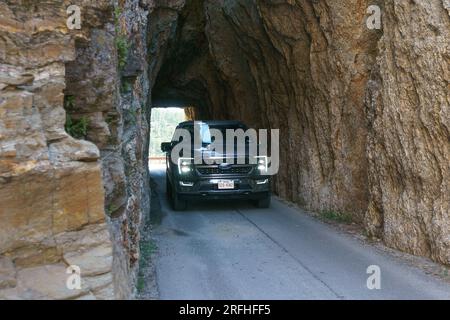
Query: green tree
149,108,186,157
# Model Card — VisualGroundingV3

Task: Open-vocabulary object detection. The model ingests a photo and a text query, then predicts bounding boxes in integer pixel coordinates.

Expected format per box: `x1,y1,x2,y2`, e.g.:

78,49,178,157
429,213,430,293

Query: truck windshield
174,122,250,146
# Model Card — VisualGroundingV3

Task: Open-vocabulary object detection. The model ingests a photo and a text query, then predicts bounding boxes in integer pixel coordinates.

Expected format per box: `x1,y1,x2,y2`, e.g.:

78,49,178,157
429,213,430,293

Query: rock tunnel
0,0,448,299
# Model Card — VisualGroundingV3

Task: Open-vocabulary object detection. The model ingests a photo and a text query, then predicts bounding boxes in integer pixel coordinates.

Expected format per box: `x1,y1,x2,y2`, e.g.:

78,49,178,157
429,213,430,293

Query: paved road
151,168,450,300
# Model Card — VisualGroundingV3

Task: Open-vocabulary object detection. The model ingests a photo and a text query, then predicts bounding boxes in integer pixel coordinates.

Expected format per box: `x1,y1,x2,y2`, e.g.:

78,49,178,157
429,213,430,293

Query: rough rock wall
0,0,152,299
108,0,152,297
0,0,115,299
150,0,449,264
203,0,381,219
65,0,152,299
365,1,450,264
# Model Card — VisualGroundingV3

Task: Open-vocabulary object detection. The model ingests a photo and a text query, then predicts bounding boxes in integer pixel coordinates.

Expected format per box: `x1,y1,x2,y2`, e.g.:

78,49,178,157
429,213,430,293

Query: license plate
218,180,235,190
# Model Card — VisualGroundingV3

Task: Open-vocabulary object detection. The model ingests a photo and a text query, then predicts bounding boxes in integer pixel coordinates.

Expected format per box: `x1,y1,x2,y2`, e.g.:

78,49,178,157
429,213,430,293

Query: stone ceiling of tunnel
150,0,222,119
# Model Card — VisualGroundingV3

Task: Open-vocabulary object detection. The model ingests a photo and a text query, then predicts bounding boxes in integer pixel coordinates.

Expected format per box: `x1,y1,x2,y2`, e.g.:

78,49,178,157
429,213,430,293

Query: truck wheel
256,196,271,209
166,173,172,198
171,184,187,211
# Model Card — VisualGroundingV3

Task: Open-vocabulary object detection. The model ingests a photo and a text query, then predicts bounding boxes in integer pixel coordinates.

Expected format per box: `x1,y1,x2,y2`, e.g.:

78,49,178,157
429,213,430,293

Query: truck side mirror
161,142,172,153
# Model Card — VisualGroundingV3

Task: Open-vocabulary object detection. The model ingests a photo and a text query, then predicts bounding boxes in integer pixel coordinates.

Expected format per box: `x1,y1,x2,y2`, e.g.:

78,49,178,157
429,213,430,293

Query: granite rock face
0,0,152,299
365,1,450,264
64,0,152,298
0,0,115,299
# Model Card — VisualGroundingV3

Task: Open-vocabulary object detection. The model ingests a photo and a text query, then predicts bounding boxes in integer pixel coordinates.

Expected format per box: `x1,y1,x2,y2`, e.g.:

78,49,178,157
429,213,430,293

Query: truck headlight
255,156,268,174
178,158,193,174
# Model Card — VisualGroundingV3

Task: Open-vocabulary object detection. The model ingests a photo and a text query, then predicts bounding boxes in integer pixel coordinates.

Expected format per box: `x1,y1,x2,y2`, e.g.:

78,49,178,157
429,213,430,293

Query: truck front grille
196,166,253,175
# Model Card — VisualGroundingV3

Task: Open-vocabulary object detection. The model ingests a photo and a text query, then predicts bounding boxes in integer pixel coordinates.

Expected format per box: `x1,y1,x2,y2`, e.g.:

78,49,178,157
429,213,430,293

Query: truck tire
166,173,172,198
256,196,271,209
171,183,187,211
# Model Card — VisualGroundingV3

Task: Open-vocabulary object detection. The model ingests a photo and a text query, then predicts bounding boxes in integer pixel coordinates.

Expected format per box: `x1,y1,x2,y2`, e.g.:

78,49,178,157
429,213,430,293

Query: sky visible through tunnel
149,108,187,158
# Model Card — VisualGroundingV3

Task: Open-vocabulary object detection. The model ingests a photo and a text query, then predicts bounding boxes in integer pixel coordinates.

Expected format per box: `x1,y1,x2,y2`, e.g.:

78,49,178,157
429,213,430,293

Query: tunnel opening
147,0,380,222
148,107,188,171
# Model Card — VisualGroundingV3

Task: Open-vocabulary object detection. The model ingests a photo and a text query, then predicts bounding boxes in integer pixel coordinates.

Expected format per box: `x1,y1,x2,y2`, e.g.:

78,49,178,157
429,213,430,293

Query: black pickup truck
161,120,271,210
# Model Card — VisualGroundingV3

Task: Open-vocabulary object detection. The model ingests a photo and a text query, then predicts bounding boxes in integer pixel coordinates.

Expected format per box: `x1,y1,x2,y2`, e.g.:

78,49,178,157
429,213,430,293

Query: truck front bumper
176,176,270,201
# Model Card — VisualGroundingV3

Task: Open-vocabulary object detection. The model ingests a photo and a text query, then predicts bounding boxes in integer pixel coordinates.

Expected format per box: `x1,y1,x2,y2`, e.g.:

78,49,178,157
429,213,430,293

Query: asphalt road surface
150,168,450,300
